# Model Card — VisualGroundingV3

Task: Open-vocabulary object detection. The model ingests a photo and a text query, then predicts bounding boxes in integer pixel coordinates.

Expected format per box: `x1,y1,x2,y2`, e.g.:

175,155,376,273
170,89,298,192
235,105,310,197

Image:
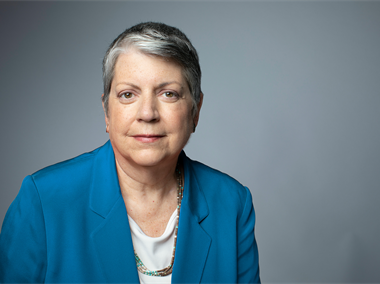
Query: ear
101,94,109,133
193,92,203,130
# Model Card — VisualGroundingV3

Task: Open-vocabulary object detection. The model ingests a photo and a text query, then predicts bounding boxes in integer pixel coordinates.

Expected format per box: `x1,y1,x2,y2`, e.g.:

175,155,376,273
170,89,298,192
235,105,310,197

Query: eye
162,91,179,98
119,92,134,99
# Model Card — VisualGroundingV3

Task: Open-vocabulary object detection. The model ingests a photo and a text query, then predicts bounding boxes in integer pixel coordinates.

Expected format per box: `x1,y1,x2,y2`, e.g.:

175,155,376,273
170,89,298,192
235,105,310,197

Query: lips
132,134,165,143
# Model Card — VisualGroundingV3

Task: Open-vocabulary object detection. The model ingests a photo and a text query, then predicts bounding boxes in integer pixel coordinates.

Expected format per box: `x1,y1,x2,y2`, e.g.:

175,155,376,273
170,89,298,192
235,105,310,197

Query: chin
128,149,177,168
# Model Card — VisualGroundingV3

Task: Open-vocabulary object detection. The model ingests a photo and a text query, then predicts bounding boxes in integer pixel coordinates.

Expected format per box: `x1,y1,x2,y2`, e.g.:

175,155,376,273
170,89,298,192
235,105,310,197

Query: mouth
131,134,165,143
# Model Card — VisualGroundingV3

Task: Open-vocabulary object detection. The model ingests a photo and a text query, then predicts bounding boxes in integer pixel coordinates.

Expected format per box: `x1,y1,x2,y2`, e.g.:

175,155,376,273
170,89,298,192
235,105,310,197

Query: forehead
113,50,186,85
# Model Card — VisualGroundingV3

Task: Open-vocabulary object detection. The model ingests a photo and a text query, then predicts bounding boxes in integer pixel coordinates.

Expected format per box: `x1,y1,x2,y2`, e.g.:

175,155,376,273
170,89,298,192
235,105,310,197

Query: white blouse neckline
128,209,177,284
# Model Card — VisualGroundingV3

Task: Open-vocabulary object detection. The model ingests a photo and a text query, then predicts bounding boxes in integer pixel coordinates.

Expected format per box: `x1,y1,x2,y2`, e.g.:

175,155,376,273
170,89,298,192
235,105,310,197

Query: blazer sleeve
0,175,47,283
237,187,261,284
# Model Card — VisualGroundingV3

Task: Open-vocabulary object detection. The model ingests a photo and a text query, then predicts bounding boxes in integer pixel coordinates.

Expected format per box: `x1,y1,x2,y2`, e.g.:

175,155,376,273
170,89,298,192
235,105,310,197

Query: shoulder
31,147,100,181
184,154,251,213
187,156,245,190
24,143,107,201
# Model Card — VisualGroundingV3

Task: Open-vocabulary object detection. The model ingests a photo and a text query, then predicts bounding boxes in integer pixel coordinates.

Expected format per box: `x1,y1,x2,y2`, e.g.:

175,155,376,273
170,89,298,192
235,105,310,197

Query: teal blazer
0,141,260,283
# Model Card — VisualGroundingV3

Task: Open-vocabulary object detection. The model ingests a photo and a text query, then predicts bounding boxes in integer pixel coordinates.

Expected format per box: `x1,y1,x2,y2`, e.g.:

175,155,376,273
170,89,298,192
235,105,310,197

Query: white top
128,210,177,284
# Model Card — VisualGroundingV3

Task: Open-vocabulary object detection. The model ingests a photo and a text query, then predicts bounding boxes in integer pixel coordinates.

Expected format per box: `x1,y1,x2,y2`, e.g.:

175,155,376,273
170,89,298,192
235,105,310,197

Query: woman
0,22,260,283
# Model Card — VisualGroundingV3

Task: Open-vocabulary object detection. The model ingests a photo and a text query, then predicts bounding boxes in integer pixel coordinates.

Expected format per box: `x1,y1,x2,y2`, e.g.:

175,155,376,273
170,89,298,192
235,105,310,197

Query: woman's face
104,49,201,169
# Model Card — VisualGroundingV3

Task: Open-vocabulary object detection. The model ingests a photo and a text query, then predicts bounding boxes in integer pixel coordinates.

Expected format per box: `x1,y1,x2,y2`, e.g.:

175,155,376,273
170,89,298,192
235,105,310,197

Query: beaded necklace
134,165,184,277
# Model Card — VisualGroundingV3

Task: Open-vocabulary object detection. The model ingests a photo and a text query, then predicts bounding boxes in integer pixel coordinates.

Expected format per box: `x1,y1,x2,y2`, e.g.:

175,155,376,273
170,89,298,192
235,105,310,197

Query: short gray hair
102,22,202,117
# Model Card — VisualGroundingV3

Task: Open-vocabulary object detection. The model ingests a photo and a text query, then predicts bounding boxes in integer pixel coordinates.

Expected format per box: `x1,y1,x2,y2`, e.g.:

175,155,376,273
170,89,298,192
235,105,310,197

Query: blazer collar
89,140,121,218
179,151,209,222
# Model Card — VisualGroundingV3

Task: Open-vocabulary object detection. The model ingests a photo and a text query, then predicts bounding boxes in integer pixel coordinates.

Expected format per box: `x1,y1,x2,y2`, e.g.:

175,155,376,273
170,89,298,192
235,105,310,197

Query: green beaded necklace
134,165,184,277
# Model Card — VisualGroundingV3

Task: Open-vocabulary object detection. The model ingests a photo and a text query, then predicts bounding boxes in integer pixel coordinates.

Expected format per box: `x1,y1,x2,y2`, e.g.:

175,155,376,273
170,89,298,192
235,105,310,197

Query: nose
136,94,160,122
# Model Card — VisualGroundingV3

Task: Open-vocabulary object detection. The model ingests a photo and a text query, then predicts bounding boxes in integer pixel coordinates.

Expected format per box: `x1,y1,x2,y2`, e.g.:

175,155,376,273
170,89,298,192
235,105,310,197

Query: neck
114,154,179,202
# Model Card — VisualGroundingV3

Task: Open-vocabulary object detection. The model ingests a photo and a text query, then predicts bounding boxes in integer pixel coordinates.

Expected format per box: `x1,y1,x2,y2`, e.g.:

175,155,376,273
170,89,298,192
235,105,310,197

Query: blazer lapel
91,197,139,283
172,152,212,284
89,141,139,283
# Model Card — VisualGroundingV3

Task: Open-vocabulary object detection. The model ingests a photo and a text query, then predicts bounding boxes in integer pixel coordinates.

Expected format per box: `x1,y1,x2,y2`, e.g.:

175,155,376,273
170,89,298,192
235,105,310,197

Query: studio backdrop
1,1,379,283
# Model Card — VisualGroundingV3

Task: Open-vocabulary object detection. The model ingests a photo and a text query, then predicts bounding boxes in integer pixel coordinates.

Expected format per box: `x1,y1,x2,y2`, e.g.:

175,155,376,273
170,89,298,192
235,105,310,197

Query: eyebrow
115,81,184,91
158,81,183,90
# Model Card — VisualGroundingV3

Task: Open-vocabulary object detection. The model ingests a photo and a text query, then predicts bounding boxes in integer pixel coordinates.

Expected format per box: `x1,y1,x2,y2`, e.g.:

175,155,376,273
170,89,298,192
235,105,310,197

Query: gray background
1,1,379,283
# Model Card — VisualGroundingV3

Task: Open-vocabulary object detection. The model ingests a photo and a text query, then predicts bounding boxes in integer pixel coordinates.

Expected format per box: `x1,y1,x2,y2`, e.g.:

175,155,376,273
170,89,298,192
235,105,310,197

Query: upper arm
0,175,47,283
237,186,260,284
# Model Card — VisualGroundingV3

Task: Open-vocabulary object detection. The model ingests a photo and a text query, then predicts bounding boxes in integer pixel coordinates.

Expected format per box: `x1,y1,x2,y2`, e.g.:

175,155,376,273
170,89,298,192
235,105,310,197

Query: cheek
176,112,193,138
109,108,131,132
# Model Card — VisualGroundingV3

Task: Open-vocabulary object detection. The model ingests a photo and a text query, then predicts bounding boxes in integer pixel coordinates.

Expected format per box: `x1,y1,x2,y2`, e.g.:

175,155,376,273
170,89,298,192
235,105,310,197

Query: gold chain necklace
134,164,184,277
